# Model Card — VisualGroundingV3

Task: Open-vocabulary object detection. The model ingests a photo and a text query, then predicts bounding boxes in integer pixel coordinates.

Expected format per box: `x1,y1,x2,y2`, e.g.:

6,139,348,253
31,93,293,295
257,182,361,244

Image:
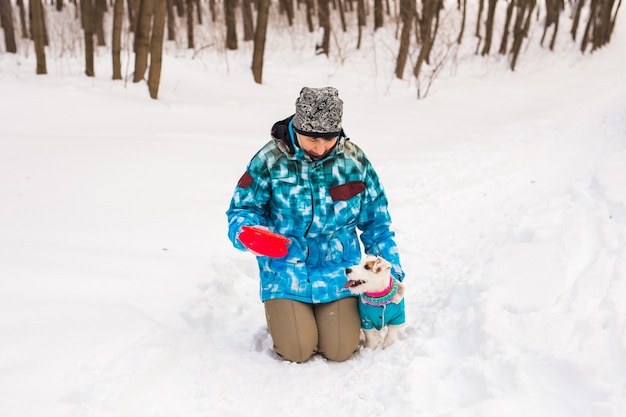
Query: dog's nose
345,267,351,274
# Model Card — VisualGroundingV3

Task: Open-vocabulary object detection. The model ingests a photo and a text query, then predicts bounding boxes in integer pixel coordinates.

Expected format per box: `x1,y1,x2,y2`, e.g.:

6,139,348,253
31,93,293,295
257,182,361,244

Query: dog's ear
374,256,392,274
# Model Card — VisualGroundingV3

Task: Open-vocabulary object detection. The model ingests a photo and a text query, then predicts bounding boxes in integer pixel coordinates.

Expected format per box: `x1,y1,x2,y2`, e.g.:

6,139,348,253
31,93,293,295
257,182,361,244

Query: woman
227,87,403,362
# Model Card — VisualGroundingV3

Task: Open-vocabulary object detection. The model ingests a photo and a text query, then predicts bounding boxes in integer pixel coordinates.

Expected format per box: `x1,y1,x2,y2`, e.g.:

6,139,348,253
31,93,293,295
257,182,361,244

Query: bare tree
395,0,415,79
457,0,467,44
481,0,497,55
134,0,154,82
95,0,107,46
195,0,203,24
571,0,586,40
166,0,175,41
580,0,620,52
337,0,347,32
30,0,47,74
499,0,515,54
209,0,216,22
127,0,139,31
148,0,167,99
374,0,383,30
186,0,194,48
356,0,365,48
317,0,330,55
0,0,17,53
225,0,238,50
414,0,442,78
541,0,563,50
16,0,28,39
242,0,255,41
112,0,124,79
510,0,536,71
82,0,96,76
280,0,295,26
252,0,271,83
475,0,484,52
305,0,315,32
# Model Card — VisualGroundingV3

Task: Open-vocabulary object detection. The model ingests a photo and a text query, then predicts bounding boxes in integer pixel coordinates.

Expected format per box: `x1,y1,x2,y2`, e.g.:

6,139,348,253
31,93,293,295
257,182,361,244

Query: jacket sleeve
226,153,271,251
357,161,405,281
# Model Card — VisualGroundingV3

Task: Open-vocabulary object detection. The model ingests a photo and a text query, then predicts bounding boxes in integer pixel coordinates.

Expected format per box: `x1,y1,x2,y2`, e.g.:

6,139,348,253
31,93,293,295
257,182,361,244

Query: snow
2,14,626,417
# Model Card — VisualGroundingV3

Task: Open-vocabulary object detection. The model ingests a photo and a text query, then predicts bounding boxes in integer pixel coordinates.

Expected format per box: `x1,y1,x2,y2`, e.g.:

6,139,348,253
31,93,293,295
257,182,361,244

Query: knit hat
293,87,343,139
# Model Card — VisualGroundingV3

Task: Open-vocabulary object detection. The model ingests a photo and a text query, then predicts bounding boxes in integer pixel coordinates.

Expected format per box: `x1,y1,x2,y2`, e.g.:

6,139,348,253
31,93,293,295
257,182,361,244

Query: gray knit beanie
293,87,343,139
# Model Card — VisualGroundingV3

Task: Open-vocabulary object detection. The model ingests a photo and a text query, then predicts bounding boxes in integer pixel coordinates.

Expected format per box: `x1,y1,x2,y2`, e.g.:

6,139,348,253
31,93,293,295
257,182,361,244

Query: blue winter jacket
226,116,404,303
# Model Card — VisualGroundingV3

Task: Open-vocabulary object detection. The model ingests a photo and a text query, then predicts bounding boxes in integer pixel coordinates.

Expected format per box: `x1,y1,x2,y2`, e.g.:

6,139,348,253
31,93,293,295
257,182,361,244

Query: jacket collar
271,115,348,161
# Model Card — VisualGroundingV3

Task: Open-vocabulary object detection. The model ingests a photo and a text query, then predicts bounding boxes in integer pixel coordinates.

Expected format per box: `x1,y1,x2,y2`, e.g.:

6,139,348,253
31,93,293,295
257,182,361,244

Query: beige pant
264,297,361,363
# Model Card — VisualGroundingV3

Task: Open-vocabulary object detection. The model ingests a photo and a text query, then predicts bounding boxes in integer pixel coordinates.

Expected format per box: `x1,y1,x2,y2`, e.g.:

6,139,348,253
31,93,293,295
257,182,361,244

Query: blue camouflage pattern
226,116,404,303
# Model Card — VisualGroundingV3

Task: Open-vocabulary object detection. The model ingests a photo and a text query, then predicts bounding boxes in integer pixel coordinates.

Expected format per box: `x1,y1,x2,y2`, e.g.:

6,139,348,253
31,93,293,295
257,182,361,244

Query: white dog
345,255,406,349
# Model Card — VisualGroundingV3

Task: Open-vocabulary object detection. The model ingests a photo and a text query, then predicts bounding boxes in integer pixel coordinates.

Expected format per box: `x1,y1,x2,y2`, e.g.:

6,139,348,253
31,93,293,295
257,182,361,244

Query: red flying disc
239,226,291,258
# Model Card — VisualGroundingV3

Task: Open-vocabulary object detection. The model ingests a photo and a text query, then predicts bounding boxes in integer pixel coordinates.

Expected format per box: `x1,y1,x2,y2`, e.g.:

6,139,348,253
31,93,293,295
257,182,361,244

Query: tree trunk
395,0,414,79
499,0,515,54
456,0,466,44
374,0,383,30
609,0,622,43
510,0,536,70
252,0,270,83
481,0,497,56
317,0,330,55
475,0,484,53
305,0,315,32
338,0,347,32
356,0,365,48
595,0,617,49
209,0,216,22
148,0,166,99
166,0,175,41
127,0,139,31
173,0,183,17
540,0,561,50
30,0,47,74
414,0,441,78
225,0,238,50
134,0,154,82
242,0,254,41
95,0,106,46
186,0,194,48
571,0,586,40
280,0,294,26
16,0,28,39
0,0,17,53
195,0,202,24
112,0,124,79
82,0,95,76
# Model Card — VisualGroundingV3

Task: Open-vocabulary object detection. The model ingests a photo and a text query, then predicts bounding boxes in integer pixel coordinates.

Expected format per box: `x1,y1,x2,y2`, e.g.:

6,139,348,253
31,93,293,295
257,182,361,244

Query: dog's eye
364,264,371,270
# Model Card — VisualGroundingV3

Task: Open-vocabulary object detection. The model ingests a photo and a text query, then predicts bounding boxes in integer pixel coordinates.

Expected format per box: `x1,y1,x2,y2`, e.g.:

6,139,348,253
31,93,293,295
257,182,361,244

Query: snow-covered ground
1,11,626,417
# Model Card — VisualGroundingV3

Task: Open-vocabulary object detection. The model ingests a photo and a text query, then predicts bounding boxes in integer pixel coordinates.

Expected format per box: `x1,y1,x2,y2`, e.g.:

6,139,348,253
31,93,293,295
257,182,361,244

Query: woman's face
297,134,338,160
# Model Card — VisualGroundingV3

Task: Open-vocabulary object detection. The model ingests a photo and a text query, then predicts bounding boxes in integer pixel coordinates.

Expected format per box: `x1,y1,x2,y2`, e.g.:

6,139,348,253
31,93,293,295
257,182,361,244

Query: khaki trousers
264,297,361,363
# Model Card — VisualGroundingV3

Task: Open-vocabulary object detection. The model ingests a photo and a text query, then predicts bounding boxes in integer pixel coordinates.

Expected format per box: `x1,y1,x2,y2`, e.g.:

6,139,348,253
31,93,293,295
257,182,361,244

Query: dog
345,254,406,349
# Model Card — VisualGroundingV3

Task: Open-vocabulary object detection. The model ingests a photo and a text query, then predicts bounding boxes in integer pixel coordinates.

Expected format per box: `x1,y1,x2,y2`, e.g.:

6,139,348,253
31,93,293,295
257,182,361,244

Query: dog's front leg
363,329,383,349
382,324,403,349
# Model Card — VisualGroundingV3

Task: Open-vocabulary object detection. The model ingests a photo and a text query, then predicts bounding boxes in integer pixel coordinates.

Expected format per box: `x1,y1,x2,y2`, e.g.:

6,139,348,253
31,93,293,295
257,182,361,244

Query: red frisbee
239,226,292,258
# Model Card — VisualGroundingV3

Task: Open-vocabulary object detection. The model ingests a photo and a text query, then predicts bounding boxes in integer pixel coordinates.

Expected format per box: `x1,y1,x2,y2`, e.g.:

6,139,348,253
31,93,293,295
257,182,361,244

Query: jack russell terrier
345,255,406,349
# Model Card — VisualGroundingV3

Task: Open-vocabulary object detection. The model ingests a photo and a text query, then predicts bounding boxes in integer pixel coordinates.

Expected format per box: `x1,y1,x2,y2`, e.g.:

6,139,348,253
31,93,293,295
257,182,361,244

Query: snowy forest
0,0,622,98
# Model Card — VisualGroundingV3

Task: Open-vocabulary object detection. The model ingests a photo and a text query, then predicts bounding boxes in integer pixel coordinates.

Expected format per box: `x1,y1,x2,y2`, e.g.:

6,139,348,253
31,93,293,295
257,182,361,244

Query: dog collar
361,276,398,306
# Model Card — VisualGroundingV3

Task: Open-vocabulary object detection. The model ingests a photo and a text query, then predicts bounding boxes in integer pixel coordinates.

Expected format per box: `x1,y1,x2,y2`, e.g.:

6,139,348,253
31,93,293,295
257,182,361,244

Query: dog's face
344,255,392,294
